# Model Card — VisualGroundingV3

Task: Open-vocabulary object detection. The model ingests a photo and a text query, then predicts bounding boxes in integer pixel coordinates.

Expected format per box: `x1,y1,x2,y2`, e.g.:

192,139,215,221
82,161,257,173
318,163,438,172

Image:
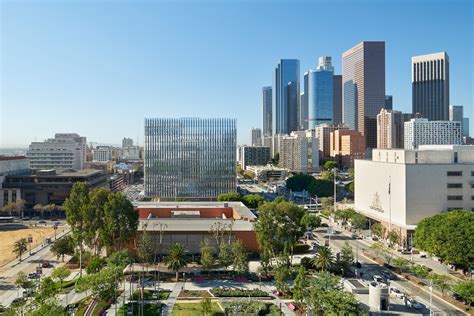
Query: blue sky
1,0,472,147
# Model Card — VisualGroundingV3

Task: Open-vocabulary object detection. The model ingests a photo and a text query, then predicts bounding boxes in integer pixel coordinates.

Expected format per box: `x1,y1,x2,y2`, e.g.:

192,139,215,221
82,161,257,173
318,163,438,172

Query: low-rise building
0,156,29,207
238,146,270,169
330,129,365,168
3,169,108,207
93,146,113,162
245,165,288,182
354,145,474,247
133,201,258,254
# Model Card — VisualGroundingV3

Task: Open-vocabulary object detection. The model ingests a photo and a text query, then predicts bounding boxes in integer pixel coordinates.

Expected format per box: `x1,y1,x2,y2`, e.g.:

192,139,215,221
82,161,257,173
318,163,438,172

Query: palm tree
164,243,188,281
13,238,28,261
312,246,334,271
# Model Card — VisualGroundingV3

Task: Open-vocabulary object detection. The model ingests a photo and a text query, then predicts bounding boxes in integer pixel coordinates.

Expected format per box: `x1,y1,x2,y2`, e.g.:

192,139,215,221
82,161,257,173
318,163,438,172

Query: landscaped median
210,288,271,298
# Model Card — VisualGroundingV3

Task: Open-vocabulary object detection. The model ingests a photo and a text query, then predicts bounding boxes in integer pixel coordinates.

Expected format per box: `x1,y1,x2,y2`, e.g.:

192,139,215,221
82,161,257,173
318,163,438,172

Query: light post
388,176,392,233
429,280,433,316
333,168,337,215
53,224,58,240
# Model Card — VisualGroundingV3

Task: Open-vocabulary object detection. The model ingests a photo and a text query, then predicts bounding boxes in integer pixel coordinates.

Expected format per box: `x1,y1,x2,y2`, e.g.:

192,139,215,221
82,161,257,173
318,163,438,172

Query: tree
80,266,121,300
345,181,354,193
293,266,308,305
13,238,28,261
300,213,321,231
312,246,334,271
414,210,474,266
200,239,214,274
84,188,109,254
32,299,67,316
392,257,410,273
107,249,133,269
242,194,265,209
307,179,333,197
410,265,430,279
347,168,354,179
34,204,46,219
86,256,106,274
231,240,248,274
453,280,474,308
274,264,291,294
323,161,338,170
217,192,242,202
340,242,354,275
371,223,386,239
137,225,154,266
200,296,212,316
387,230,401,248
51,236,75,262
51,267,71,287
15,272,33,291
429,273,451,296
286,174,315,192
165,243,188,281
64,182,90,276
335,209,356,229
350,212,367,231
218,241,233,270
37,277,57,302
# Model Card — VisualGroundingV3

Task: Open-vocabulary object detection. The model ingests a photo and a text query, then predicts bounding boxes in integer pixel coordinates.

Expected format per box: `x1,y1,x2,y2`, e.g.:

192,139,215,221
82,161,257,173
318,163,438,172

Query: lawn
171,302,224,316
117,303,161,316
130,289,170,300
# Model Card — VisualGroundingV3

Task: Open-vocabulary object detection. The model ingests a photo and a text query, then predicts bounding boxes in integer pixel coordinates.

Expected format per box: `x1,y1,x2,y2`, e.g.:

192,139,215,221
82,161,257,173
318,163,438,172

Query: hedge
210,288,269,297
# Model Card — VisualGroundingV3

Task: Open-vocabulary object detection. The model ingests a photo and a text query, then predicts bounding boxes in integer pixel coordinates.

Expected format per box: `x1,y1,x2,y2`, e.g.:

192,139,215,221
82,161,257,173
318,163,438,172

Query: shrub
292,244,310,254
210,288,269,297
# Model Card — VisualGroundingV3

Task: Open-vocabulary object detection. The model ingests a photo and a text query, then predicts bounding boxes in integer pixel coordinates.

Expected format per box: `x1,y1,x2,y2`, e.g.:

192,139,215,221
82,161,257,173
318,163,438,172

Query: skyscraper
272,59,300,135
333,75,343,125
144,118,236,198
249,128,263,146
384,95,393,110
412,52,449,120
342,41,385,149
262,86,272,137
377,108,403,149
299,92,307,130
463,118,470,137
306,56,334,129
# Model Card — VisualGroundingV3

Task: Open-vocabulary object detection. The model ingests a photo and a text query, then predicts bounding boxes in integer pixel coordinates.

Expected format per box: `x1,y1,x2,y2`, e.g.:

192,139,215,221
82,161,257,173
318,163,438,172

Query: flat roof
0,156,27,161
134,201,256,220
138,218,254,232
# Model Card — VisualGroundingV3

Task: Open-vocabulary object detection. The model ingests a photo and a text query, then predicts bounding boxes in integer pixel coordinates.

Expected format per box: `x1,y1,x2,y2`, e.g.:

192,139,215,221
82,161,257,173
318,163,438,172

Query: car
373,275,384,283
321,223,329,227
22,289,34,297
381,271,396,281
42,261,53,268
406,298,423,309
28,272,39,279
38,220,47,224
32,216,40,220
390,287,404,298
420,254,427,258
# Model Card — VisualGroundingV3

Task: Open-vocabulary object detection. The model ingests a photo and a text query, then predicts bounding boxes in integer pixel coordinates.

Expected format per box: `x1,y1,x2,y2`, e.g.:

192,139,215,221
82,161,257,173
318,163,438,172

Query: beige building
314,124,348,160
355,145,474,247
279,131,319,173
377,109,403,149
330,129,365,168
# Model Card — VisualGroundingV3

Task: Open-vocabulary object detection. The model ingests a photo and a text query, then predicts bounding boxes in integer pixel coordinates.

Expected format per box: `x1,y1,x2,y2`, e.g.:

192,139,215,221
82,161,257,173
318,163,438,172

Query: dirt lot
0,226,64,267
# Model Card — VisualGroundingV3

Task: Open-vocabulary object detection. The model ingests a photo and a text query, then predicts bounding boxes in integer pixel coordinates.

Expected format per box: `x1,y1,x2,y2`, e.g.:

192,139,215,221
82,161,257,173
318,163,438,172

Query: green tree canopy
453,280,474,308
231,240,248,274
312,246,334,271
15,272,33,290
165,243,189,281
323,161,338,170
413,210,474,267
308,179,333,197
51,267,71,286
300,213,321,231
217,192,242,202
107,249,133,269
51,236,75,262
13,238,28,261
200,239,214,273
286,174,315,192
242,194,265,209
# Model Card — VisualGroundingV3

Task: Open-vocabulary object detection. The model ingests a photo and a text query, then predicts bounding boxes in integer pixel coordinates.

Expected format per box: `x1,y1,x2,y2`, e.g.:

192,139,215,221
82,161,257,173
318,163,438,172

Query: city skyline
1,0,473,147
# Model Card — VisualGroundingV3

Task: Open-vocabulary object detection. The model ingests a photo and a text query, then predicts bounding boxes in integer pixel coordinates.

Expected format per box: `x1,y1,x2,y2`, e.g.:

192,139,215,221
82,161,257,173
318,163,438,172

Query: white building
246,165,288,182
404,118,461,150
355,145,474,246
27,133,87,170
279,131,319,173
122,137,140,160
93,146,113,162
377,109,403,149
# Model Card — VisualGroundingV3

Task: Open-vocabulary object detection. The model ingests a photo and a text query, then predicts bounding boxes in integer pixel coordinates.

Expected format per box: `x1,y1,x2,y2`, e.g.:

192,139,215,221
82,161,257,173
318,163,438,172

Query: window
447,171,462,176
472,196,474,201
447,195,463,201
471,171,474,176
447,183,462,188
472,184,474,188
454,152,458,163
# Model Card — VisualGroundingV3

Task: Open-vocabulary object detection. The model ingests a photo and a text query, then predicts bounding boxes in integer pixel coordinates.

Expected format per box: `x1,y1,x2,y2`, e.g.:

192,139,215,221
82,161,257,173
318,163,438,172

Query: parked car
406,298,423,309
321,223,329,227
390,287,404,298
420,254,427,258
22,289,34,297
27,272,39,279
38,220,47,224
381,271,396,281
42,261,53,268
373,275,384,283
32,216,40,220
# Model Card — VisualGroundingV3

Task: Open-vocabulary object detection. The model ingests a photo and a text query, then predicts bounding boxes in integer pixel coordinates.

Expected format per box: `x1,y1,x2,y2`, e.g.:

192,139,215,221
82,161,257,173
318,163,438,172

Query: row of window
447,171,474,176
447,195,474,201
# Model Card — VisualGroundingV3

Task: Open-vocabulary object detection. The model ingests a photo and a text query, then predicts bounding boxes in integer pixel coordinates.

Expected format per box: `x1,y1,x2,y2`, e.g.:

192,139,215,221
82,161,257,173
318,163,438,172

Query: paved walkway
161,282,183,316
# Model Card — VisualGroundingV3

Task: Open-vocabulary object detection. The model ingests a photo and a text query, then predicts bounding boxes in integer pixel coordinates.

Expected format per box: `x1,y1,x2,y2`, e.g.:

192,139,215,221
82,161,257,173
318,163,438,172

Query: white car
373,275,384,283
406,298,423,309
390,287,404,298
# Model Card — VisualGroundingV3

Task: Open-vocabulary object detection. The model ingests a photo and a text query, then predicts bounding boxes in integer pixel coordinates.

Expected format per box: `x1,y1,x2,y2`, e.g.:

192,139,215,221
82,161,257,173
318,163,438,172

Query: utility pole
388,176,392,233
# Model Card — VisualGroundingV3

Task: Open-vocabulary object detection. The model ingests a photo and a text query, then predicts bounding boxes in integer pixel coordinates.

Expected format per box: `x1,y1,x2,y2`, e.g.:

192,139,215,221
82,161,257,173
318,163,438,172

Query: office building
377,109,403,149
384,95,393,110
144,118,236,199
273,59,300,134
133,201,258,254
93,146,113,162
239,146,270,169
299,92,307,130
279,132,319,173
122,137,134,148
355,145,474,247
122,137,140,160
342,41,385,148
412,52,449,121
449,105,463,123
3,169,107,207
330,129,366,168
306,56,334,129
262,86,272,137
250,128,263,146
314,124,349,160
27,133,87,170
463,118,470,137
404,118,462,150
333,75,343,125
0,156,29,208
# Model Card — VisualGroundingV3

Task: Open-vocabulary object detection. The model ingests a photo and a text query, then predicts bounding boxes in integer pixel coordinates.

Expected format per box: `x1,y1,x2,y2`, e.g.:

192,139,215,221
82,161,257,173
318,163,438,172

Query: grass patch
91,298,112,316
117,303,161,316
130,289,170,300
172,303,223,316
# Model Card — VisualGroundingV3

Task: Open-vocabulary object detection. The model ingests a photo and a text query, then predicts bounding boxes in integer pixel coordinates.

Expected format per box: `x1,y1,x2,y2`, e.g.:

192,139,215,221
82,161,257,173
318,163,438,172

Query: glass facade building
262,86,272,137
144,118,236,199
306,56,334,129
272,59,300,135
